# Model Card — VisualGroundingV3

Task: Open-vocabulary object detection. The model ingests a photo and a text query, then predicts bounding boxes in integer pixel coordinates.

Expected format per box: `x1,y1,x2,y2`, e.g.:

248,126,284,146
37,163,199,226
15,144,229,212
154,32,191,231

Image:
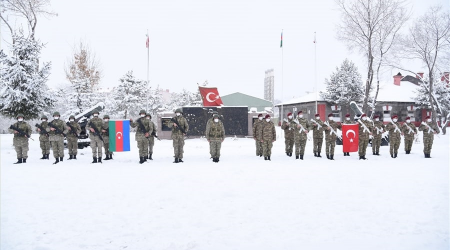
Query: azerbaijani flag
280,31,283,48
109,120,130,152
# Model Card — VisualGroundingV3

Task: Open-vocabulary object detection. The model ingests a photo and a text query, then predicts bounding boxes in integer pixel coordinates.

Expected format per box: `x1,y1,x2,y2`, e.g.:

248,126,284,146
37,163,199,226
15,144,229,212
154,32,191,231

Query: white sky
1,0,449,102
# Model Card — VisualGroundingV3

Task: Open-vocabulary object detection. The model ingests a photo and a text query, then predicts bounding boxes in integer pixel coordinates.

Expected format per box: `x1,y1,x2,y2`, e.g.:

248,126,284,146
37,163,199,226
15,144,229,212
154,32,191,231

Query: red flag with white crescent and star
198,86,224,106
342,124,359,152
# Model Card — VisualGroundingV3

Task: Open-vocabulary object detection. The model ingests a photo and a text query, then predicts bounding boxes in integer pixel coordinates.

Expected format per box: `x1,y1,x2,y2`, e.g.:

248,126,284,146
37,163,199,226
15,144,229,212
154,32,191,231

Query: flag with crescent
342,124,359,152
198,86,224,106
109,120,131,152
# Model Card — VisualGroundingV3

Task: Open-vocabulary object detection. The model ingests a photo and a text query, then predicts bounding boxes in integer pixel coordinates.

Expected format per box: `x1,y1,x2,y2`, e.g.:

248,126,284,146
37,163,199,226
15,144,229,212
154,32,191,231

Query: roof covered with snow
376,82,419,103
276,91,325,106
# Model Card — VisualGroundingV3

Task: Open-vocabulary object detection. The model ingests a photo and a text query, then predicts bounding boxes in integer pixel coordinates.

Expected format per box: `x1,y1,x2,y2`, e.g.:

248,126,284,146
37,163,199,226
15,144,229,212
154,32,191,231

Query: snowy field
1,129,449,250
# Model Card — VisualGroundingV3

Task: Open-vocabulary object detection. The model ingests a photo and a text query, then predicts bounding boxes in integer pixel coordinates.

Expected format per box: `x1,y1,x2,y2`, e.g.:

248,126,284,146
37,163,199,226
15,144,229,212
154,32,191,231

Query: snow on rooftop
277,91,325,106
376,82,419,103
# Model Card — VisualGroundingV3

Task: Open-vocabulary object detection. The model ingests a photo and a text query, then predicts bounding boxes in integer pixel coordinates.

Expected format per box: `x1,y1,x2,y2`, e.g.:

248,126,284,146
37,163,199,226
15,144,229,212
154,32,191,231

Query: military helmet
213,114,219,118
139,109,146,115
53,111,60,117
41,115,48,120
16,113,24,118
146,113,152,118
69,115,76,120
103,115,110,119
175,108,182,113
92,109,100,114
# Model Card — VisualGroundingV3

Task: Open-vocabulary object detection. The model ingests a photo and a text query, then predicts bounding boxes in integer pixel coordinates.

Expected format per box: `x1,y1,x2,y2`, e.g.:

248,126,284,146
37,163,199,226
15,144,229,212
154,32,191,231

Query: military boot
267,155,271,161
406,151,410,154
330,155,334,160
314,152,317,157
54,158,60,164
40,154,46,160
178,159,184,163
68,155,73,160
73,155,77,160
92,157,98,163
148,154,152,160
426,153,431,158
296,155,299,159
109,154,113,160
326,154,330,159
216,157,219,163
46,154,50,159
300,155,304,160
317,152,322,158
394,153,397,158
14,158,23,164
60,157,63,162
23,158,27,163
98,157,102,163
173,158,179,163
264,156,268,160
104,154,111,161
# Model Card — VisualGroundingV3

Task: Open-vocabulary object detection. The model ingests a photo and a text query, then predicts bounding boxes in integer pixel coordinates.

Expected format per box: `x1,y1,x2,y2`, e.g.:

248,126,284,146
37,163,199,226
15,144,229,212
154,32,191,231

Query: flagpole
281,29,284,127
146,29,150,112
314,31,317,114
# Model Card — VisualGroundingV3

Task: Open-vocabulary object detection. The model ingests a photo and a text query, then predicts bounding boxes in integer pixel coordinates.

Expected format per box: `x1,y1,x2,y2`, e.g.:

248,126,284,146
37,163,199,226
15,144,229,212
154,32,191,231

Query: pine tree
112,71,147,119
0,34,55,119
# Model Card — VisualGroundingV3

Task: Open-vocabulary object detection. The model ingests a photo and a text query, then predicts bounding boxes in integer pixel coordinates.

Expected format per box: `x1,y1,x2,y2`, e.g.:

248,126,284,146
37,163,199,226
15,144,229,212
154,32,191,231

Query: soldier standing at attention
66,115,81,160
146,113,157,160
205,111,219,134
86,109,105,164
205,114,225,163
281,112,295,157
130,110,152,164
371,115,385,156
342,113,354,156
102,115,113,161
311,113,325,157
9,114,32,164
168,109,189,163
36,115,50,160
401,116,417,155
357,113,373,160
262,114,276,161
47,112,68,164
385,115,402,158
294,111,310,160
418,115,440,158
324,113,341,160
253,114,264,157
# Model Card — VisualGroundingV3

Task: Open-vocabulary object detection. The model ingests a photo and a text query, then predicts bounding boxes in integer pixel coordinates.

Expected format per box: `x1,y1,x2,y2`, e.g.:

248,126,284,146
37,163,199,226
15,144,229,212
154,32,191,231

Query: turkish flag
342,124,359,152
199,87,224,106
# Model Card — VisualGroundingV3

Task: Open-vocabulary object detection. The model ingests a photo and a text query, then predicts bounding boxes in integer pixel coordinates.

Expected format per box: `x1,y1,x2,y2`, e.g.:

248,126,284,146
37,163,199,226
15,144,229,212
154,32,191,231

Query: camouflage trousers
173,136,185,159
209,139,222,158
313,137,323,154
372,136,382,153
262,140,273,157
67,136,78,155
294,137,307,156
423,137,434,154
148,137,155,154
284,137,294,154
404,137,414,152
255,139,263,156
103,136,111,155
90,136,103,158
51,139,65,158
358,138,369,156
14,138,29,159
137,137,149,157
325,138,336,156
40,140,50,155
389,139,400,155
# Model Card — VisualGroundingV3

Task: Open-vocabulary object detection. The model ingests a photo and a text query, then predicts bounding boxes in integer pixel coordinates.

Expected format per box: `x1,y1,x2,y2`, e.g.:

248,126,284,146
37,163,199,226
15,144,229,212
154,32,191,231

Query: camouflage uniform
146,114,157,160
86,112,106,163
324,119,341,160
311,117,325,157
66,115,81,159
342,119,354,156
293,117,310,159
358,118,373,159
252,117,264,156
281,118,296,156
206,115,225,162
9,115,32,164
371,120,385,155
36,116,50,159
102,115,112,160
401,122,417,154
130,110,152,164
418,121,439,158
46,113,69,164
261,119,276,160
385,121,402,158
168,109,189,163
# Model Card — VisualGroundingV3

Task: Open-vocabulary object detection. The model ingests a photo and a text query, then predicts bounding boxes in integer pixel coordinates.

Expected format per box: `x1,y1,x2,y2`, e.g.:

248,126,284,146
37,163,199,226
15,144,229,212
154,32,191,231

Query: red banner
199,87,224,106
342,124,359,152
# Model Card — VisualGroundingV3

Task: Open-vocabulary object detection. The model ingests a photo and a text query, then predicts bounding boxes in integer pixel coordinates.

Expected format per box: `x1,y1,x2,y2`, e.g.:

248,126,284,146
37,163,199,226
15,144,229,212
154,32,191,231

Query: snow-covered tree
0,34,55,119
147,87,165,116
111,70,147,119
320,59,365,110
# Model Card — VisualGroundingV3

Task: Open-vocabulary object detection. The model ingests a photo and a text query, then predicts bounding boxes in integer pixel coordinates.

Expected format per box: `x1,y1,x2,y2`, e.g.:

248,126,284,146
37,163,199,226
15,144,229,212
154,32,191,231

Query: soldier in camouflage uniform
168,108,189,163
401,116,417,154
146,113,157,160
9,114,32,164
253,113,264,157
261,114,276,160
357,113,373,160
281,112,295,157
36,115,50,160
418,115,440,158
86,109,106,163
206,111,219,134
311,113,325,157
294,111,310,160
206,114,225,163
46,112,68,164
130,110,152,164
102,115,113,161
371,115,385,156
66,115,81,160
342,113,354,156
324,113,342,160
385,115,402,158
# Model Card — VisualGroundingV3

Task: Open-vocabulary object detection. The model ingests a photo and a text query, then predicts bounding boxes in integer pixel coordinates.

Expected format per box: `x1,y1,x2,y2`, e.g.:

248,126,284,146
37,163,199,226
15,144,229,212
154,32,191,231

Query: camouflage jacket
294,117,310,140
253,119,264,141
372,121,385,137
149,120,157,137
101,121,109,138
324,119,341,141
36,121,49,141
9,121,32,140
343,119,354,125
86,117,106,139
66,121,81,139
46,119,68,141
401,123,417,139
310,118,325,139
358,119,373,140
281,118,296,138
418,121,439,140
168,115,189,139
206,120,225,141
385,121,402,141
130,117,152,141
262,121,276,141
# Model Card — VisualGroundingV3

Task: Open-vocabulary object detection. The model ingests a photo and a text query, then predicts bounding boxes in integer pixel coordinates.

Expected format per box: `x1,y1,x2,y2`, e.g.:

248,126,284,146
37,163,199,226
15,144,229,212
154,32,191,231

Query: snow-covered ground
1,129,449,250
